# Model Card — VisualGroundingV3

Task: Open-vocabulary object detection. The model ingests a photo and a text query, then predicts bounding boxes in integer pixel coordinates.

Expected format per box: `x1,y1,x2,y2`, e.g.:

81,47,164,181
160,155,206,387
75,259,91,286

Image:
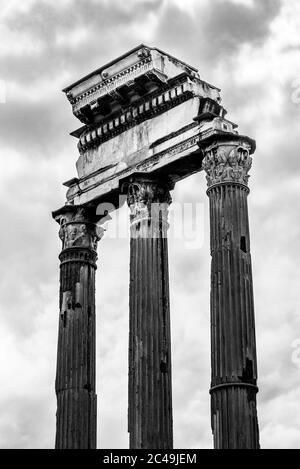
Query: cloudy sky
0,0,300,449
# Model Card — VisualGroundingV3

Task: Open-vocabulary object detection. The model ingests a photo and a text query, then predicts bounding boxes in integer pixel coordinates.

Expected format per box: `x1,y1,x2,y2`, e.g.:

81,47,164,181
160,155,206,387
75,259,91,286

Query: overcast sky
0,0,300,449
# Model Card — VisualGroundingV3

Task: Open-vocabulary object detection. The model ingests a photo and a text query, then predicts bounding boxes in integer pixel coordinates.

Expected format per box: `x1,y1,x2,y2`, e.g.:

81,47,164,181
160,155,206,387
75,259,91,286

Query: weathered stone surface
64,45,201,121
53,45,260,450
202,140,260,449
58,207,104,250
202,139,253,187
54,207,103,449
123,175,173,449
60,45,223,208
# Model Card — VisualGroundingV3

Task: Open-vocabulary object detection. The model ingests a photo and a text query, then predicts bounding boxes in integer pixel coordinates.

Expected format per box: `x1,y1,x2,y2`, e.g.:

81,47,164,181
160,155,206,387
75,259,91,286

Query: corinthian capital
57,207,104,251
126,176,172,225
202,139,254,188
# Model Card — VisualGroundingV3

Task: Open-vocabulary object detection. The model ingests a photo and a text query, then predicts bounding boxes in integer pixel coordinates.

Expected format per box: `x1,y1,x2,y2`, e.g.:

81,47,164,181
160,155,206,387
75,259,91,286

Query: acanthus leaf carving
202,140,253,188
58,207,104,251
126,178,172,226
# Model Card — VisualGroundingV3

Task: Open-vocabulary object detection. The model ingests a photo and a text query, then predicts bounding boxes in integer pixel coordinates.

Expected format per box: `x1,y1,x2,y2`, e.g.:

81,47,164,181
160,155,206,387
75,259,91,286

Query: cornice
78,77,196,152
70,55,154,109
64,45,204,126
63,44,198,93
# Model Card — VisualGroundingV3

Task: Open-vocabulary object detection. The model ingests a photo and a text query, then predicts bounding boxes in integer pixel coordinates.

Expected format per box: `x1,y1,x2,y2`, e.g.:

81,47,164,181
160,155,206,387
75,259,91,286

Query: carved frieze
77,78,195,153
202,140,253,188
72,58,153,111
57,208,104,251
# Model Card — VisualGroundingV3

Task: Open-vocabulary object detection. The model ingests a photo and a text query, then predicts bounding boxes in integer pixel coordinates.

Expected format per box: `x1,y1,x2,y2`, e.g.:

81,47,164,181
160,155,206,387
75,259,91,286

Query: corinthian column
54,207,103,449
124,174,173,449
202,138,260,449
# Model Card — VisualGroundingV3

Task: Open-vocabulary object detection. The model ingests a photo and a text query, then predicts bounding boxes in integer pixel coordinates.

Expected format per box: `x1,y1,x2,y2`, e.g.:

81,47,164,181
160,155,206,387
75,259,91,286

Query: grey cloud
200,73,300,185
0,166,63,336
154,0,282,71
254,126,300,185
2,0,163,85
1,39,125,87
0,396,55,448
0,97,75,157
170,247,205,294
266,86,300,176
202,0,282,57
281,44,300,53
2,0,281,87
6,0,163,43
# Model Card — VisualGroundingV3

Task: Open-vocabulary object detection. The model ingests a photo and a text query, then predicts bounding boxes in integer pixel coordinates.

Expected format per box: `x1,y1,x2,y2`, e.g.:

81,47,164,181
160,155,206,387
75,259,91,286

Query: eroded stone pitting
53,45,259,449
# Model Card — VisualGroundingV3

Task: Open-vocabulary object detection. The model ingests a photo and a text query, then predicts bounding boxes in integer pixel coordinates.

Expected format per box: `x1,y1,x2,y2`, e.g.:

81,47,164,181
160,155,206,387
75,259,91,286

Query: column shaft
209,183,259,449
126,177,173,449
202,138,260,449
54,208,102,449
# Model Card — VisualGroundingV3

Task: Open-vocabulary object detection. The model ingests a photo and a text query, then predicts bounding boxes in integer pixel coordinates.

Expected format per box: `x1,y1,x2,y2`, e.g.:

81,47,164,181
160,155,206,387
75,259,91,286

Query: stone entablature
59,45,256,213
59,46,227,208
54,45,260,450
78,76,196,152
63,45,201,122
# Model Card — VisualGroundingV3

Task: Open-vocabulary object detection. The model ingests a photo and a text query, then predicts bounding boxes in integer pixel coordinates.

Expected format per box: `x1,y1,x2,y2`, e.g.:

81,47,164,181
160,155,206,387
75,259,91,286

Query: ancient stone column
125,175,173,449
202,138,260,449
54,207,103,449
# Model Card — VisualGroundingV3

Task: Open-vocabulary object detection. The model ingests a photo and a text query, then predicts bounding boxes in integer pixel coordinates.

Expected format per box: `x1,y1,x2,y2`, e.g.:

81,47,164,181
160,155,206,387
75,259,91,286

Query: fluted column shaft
54,207,103,449
202,138,259,449
126,176,173,449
